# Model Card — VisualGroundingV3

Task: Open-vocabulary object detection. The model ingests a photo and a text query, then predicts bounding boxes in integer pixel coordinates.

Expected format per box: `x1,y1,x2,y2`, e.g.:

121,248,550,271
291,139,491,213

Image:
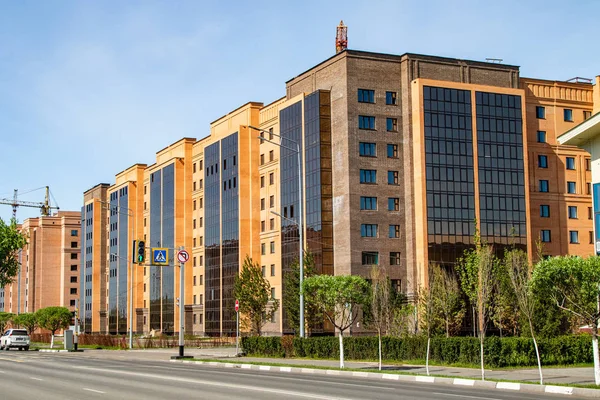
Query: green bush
241,335,593,368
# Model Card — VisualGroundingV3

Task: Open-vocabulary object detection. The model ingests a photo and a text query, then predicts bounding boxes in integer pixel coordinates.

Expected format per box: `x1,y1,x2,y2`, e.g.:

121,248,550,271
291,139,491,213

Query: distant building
1,211,81,316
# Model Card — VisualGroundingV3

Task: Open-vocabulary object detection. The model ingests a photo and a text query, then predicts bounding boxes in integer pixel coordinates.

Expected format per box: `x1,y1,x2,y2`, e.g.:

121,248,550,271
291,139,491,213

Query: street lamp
249,125,305,338
101,200,135,350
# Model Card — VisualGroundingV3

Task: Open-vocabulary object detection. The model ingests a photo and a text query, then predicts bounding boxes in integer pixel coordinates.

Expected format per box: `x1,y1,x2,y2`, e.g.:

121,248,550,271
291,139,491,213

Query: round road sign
177,250,190,263
235,299,239,312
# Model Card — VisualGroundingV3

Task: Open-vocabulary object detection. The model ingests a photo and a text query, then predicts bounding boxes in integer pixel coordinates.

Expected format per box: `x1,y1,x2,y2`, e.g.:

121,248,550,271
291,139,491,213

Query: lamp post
102,200,135,350
249,125,305,338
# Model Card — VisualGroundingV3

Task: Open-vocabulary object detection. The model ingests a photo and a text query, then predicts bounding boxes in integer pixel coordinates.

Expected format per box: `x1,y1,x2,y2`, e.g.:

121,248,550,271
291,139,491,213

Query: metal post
297,145,304,339
129,254,134,349
179,246,185,357
74,298,79,351
236,309,239,355
17,250,21,315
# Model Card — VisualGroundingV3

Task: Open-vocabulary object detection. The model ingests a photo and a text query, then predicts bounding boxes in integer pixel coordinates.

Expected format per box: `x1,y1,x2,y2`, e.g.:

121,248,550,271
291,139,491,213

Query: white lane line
433,393,502,400
30,377,43,381
80,366,355,400
83,388,106,394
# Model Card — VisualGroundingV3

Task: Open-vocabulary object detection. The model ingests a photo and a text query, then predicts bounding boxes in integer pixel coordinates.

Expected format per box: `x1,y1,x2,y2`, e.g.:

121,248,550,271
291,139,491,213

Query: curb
39,349,69,353
170,359,600,398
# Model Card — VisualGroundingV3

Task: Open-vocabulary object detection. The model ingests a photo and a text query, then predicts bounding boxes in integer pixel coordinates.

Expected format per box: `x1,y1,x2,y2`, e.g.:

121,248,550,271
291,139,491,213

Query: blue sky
1,0,598,222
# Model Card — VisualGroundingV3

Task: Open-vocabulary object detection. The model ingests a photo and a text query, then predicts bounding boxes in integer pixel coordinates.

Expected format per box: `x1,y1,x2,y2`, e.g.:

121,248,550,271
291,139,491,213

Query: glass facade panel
476,91,526,251
205,141,221,335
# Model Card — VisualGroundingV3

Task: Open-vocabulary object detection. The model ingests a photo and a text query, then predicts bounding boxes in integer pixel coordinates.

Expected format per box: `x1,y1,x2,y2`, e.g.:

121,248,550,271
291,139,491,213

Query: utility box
64,330,73,350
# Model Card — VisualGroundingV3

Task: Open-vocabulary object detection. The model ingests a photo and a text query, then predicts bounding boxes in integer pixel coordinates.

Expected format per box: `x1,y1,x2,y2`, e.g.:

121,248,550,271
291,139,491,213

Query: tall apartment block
0,212,81,315
81,48,598,335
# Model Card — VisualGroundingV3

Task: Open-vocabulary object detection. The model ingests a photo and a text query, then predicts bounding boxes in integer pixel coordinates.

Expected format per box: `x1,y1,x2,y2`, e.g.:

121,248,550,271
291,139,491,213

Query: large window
358,89,375,103
538,155,548,168
360,197,377,210
360,169,377,184
359,115,376,130
359,142,376,157
539,180,549,192
361,224,378,237
566,157,575,170
540,205,550,218
362,251,379,265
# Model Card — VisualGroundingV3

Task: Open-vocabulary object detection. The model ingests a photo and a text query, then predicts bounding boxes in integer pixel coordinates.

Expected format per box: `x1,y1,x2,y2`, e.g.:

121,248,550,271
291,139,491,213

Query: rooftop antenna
485,58,503,63
336,20,347,53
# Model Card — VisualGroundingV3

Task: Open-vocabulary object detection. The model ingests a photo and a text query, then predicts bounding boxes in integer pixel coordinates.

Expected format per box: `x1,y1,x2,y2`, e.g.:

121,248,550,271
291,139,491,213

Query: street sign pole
235,299,239,355
178,246,185,358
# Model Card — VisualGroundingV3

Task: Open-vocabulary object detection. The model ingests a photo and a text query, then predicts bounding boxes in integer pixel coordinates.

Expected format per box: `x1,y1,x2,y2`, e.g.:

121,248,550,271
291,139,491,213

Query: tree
36,307,71,348
302,274,369,369
282,253,319,335
418,270,436,376
430,264,464,338
491,260,520,337
365,267,391,371
0,312,14,333
0,217,27,287
505,247,543,385
457,227,496,381
531,255,600,385
13,312,38,335
233,256,279,336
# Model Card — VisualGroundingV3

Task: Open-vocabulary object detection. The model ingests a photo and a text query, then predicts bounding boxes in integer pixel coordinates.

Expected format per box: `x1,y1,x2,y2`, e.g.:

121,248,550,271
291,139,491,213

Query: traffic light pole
178,245,185,357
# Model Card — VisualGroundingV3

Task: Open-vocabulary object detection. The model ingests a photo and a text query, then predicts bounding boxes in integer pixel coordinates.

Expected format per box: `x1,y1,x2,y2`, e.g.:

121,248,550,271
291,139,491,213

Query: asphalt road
0,350,585,400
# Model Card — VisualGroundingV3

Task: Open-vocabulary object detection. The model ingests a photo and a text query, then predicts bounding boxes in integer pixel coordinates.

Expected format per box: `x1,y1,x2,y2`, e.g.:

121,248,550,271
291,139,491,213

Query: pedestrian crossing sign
152,248,169,266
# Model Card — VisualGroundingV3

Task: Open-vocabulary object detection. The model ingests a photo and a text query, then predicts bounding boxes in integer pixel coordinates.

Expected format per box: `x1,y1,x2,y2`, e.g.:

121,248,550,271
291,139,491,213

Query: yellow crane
0,186,60,219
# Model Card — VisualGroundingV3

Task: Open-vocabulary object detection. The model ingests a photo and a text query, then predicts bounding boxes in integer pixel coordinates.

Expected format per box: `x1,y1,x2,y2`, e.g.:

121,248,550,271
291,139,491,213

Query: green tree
36,306,72,348
13,312,38,335
233,256,279,336
0,217,27,287
531,255,600,385
282,253,319,335
504,247,543,385
430,264,464,338
457,226,496,381
365,267,391,371
491,259,520,337
302,274,369,369
0,312,14,333
418,270,436,376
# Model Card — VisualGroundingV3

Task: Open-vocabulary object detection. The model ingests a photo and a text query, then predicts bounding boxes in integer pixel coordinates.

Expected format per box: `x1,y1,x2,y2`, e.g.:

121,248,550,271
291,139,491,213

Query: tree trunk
532,334,543,385
445,316,449,338
592,329,600,385
338,329,345,369
426,336,431,376
378,329,382,371
50,334,54,349
472,306,476,337
479,335,485,381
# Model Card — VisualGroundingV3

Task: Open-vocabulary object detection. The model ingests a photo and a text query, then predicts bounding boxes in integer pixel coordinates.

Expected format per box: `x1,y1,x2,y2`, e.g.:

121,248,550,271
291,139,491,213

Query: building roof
557,112,600,147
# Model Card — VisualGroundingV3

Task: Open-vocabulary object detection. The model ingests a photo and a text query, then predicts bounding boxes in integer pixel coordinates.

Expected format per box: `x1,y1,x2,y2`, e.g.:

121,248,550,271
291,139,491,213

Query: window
388,198,400,211
564,109,573,122
537,131,546,143
538,155,548,168
70,288,77,295
260,176,265,188
193,200,197,210
540,230,551,242
387,171,399,185
199,217,203,228
70,253,77,260
270,264,275,277
362,251,379,265
390,252,401,265
584,110,592,120
568,206,578,219
271,288,276,300
589,207,593,220
358,89,375,103
586,158,591,171
71,241,77,248
193,181,197,191
539,180,549,192
193,219,197,229
536,106,545,119
359,115,376,130
70,230,78,237
269,150,274,162
361,224,378,237
199,179,203,189
270,241,275,254
269,195,274,208
387,144,398,158
389,225,400,238
261,220,265,232
587,183,592,195
70,276,77,283
193,162,197,173
193,275,197,286
360,169,377,184
567,181,576,194
262,266,266,277
360,197,377,210
261,243,266,255
71,265,77,271
386,118,397,132
260,198,265,210
269,173,274,185
591,231,595,244
269,128,274,140
386,91,397,105
569,230,579,244
270,218,275,230
359,142,376,157
260,154,264,165
540,205,550,218
566,157,576,170
70,300,76,307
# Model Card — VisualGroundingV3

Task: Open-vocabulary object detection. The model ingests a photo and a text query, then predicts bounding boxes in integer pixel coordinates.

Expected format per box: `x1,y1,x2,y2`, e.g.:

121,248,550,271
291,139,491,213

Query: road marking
453,378,475,386
30,377,43,381
415,376,435,383
259,366,271,371
545,385,573,395
496,381,520,390
433,393,502,400
80,367,356,400
83,388,106,394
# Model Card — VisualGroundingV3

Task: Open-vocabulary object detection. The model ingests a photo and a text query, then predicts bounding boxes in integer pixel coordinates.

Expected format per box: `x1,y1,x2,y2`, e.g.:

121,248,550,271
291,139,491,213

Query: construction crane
0,186,60,219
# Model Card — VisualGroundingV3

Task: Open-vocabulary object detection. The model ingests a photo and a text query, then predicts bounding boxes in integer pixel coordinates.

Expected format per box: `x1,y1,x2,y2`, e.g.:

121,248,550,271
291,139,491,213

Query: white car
0,329,30,351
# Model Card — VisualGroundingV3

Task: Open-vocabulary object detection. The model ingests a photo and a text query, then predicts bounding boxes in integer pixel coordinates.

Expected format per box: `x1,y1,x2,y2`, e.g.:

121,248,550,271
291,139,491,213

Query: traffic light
137,240,146,264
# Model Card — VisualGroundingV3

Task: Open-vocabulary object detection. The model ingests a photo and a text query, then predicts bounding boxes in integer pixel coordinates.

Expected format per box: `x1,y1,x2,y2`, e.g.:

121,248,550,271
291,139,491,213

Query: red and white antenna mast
336,20,347,53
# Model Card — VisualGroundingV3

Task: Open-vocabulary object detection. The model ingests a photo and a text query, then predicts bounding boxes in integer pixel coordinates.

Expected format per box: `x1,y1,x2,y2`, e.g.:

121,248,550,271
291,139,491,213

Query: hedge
241,335,592,368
